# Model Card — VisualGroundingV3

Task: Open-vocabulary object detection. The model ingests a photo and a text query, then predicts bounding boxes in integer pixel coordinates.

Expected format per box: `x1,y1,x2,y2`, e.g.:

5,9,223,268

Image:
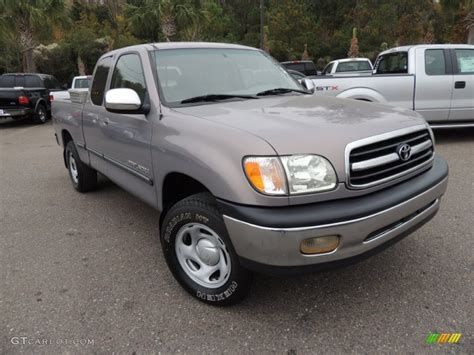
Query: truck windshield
152,48,302,106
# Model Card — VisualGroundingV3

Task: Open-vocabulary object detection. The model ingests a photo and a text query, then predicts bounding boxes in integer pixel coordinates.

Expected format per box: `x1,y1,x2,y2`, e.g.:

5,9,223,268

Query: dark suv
0,73,63,124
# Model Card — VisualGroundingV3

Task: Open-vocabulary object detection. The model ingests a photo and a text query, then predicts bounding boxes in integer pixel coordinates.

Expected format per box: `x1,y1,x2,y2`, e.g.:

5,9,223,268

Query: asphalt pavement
0,120,472,354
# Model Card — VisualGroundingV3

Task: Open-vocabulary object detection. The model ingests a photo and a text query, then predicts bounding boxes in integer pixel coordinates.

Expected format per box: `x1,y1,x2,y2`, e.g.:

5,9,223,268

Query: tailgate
0,89,24,109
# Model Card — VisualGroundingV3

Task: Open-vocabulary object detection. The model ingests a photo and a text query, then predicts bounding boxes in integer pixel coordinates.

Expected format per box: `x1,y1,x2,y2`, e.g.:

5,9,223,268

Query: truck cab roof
380,44,474,55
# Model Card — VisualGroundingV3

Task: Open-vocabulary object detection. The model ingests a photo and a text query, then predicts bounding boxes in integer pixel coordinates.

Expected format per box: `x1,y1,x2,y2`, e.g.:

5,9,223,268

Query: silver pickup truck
52,42,448,305
311,44,474,128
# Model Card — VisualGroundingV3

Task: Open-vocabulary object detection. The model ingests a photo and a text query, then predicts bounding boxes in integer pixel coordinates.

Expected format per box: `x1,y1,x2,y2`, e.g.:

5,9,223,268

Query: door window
375,52,408,74
322,63,333,75
91,56,112,105
110,53,147,102
454,49,474,74
425,49,446,75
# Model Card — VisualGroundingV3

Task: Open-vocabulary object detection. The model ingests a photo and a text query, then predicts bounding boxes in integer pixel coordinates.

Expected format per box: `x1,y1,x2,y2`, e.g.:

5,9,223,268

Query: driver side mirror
301,78,315,93
105,88,147,113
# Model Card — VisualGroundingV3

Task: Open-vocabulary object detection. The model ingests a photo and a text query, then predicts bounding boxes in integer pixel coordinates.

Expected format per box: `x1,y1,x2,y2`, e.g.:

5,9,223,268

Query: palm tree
124,0,198,42
0,0,66,72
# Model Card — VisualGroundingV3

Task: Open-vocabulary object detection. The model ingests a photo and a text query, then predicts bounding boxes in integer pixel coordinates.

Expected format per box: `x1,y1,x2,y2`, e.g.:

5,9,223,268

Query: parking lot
0,120,472,353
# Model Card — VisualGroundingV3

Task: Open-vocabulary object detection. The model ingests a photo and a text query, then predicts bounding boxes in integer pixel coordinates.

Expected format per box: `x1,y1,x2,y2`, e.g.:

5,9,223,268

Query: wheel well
61,130,73,168
161,173,210,221
355,98,372,102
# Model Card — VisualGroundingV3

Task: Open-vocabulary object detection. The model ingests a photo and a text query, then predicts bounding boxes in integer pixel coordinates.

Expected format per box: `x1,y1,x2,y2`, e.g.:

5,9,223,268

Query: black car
0,73,63,124
280,60,319,77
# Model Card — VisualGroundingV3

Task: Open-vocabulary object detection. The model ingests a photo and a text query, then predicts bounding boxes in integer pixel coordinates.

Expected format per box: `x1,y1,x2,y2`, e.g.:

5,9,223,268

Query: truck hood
173,95,426,178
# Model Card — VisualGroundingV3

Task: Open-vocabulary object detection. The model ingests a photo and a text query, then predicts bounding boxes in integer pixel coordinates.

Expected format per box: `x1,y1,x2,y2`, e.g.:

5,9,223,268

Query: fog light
300,235,340,255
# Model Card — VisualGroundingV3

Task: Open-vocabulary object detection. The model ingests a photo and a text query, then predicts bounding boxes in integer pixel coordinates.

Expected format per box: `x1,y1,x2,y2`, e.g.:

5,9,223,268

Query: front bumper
219,155,448,275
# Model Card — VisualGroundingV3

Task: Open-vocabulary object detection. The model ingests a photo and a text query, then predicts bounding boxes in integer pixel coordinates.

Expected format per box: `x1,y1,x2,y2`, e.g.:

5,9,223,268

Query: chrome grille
347,127,434,188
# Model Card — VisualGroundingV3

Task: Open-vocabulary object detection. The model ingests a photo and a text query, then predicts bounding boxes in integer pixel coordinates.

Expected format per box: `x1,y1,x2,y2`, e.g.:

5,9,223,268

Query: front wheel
160,193,252,306
65,141,97,192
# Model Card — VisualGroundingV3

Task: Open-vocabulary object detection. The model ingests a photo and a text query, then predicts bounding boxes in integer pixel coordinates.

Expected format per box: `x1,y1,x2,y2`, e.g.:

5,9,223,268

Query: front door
100,51,156,206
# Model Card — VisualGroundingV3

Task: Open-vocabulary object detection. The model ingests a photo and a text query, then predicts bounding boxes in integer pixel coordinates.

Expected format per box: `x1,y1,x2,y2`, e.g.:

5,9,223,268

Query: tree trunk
19,24,37,73
468,26,474,45
22,48,36,73
77,54,86,76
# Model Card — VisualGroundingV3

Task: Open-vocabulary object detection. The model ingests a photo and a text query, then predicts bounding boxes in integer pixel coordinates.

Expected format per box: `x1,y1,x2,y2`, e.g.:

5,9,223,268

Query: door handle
454,81,466,89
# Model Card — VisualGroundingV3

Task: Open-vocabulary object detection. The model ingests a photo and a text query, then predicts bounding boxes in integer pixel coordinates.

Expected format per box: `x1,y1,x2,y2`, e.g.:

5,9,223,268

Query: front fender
337,87,387,103
152,110,290,210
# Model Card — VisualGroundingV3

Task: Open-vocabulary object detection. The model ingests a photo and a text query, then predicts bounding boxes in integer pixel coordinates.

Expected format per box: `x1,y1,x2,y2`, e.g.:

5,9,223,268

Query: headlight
243,157,287,195
243,155,337,195
281,155,337,194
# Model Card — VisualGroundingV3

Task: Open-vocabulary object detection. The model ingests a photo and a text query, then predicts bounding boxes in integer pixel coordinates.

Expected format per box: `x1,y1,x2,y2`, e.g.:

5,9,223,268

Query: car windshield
152,48,302,106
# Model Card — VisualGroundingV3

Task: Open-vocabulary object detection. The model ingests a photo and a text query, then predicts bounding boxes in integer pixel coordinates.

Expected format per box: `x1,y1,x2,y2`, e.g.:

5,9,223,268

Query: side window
91,56,112,106
323,63,333,75
375,52,408,74
44,77,61,90
425,49,446,75
44,78,52,89
454,49,474,74
50,77,61,89
110,53,147,102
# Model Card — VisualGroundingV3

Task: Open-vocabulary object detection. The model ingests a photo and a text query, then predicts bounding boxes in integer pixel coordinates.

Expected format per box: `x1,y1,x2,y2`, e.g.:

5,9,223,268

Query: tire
65,141,97,192
160,192,253,306
32,104,48,124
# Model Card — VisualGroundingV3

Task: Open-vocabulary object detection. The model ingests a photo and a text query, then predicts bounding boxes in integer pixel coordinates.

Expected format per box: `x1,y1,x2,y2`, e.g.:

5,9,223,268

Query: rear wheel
160,193,252,306
32,104,47,124
65,141,97,192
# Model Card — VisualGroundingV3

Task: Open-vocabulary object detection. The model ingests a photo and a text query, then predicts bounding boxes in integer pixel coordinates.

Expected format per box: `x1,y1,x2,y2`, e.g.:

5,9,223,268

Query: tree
124,0,198,42
267,0,314,61
124,0,163,42
0,0,67,72
347,27,359,58
301,44,310,60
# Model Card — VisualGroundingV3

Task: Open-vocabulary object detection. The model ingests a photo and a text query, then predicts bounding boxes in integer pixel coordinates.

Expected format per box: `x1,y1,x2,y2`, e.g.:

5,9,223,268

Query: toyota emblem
397,143,412,161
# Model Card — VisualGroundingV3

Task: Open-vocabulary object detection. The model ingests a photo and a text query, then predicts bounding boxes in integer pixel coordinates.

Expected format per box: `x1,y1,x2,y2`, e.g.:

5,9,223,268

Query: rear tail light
49,94,54,102
18,95,29,105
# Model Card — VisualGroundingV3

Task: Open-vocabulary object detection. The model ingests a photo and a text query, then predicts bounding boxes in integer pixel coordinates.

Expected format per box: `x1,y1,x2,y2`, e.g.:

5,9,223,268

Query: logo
397,143,412,161
425,333,462,344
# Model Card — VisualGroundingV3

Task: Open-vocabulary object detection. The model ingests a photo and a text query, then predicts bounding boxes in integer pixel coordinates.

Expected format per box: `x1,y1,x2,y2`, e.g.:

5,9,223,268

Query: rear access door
414,47,454,122
449,47,474,122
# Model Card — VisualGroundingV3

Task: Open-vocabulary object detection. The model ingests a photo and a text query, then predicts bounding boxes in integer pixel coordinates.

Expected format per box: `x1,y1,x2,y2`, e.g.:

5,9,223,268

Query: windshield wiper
256,87,310,96
181,94,258,104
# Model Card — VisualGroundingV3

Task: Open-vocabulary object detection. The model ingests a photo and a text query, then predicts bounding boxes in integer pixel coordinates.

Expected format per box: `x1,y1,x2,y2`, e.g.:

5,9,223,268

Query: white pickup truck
311,44,474,128
51,75,92,101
